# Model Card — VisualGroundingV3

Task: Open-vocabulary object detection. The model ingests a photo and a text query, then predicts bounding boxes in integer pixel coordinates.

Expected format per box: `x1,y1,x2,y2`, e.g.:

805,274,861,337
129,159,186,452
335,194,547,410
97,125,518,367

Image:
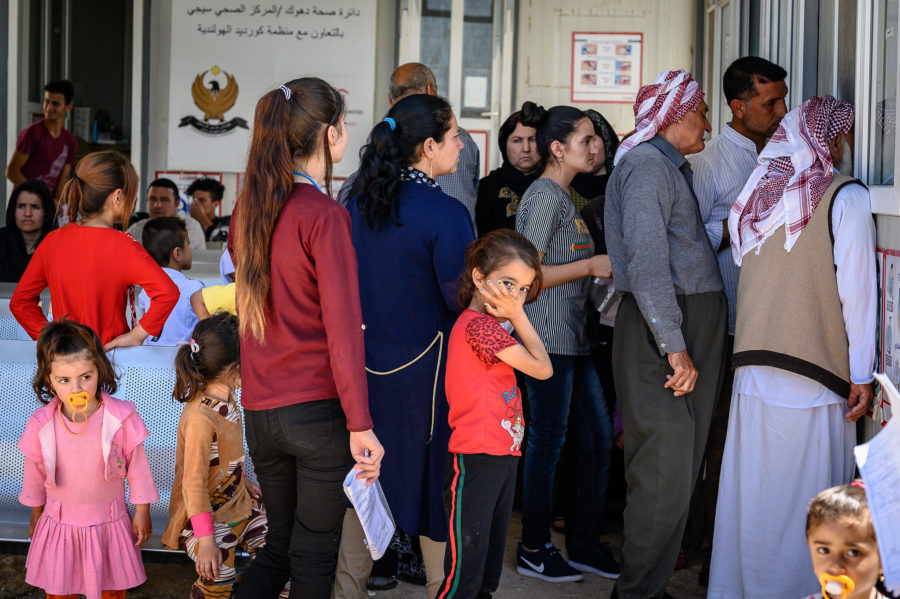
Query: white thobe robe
708,181,877,599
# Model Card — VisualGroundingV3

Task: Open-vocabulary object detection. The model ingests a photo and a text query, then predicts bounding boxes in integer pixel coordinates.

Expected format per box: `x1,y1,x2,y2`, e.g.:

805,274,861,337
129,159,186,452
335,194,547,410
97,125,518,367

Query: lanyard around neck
292,170,321,192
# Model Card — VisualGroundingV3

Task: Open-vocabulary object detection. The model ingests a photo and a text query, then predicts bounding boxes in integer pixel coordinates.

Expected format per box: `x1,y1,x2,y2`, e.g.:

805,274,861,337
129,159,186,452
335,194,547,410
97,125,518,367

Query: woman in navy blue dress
345,94,474,595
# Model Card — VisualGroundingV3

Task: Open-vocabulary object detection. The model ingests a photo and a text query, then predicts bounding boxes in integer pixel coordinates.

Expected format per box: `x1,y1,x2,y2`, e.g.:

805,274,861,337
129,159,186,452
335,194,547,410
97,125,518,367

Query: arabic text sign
168,3,377,175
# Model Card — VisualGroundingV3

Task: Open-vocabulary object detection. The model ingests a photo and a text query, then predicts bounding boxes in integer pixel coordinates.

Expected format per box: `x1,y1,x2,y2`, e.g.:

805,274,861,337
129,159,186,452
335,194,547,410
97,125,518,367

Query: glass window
718,2,735,133
420,0,452,98
460,0,493,118
873,0,898,185
27,0,43,104
49,0,65,83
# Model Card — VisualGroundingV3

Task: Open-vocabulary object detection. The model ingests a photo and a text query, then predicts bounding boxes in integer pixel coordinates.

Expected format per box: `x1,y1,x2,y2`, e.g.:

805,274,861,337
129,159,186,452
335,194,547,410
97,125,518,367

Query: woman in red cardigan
230,78,384,599
11,150,178,348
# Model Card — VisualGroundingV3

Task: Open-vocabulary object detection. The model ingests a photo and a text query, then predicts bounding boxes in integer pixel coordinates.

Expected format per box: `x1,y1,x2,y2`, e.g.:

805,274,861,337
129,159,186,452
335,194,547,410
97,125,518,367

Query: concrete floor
363,514,708,599
0,514,709,598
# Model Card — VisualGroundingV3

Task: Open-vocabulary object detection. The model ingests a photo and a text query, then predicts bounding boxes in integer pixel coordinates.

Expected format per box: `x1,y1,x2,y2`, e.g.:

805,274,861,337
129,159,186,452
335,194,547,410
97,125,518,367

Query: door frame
398,0,515,172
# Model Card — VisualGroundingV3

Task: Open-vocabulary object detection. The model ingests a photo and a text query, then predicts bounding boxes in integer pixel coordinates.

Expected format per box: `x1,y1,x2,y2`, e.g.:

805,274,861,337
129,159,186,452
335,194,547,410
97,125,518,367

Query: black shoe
567,538,621,579
367,575,398,590
516,542,584,583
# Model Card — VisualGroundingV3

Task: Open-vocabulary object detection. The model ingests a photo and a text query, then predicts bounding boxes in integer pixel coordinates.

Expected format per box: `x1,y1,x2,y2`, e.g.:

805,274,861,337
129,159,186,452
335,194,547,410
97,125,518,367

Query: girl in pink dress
18,319,158,599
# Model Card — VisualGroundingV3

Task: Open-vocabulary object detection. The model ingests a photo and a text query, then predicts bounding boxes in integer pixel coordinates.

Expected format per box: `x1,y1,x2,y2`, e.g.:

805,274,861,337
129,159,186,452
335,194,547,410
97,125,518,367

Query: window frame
857,0,900,215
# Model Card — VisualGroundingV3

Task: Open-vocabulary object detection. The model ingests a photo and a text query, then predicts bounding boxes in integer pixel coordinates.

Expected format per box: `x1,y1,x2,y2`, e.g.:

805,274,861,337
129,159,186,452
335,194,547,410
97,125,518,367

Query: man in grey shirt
604,69,727,599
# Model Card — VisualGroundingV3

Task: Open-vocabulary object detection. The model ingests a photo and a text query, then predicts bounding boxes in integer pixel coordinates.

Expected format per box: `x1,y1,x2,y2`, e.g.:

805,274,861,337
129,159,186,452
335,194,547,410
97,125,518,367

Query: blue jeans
521,354,613,548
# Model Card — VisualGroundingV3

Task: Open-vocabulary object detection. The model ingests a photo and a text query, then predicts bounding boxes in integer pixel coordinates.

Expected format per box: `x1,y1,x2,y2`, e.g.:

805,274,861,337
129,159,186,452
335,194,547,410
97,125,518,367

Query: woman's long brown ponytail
233,77,344,343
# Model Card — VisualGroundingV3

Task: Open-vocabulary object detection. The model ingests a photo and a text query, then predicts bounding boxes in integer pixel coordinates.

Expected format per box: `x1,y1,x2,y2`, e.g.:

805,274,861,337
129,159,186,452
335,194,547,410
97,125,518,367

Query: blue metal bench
0,340,253,551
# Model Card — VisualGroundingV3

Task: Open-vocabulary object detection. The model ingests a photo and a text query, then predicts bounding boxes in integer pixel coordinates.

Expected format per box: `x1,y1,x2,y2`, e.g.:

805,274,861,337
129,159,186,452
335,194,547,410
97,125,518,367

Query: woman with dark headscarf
570,110,620,212
474,105,543,236
0,179,56,282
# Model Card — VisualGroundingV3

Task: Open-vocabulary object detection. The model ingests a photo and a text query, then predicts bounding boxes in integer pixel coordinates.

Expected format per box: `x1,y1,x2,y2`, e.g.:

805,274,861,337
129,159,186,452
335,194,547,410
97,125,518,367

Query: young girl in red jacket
437,229,551,599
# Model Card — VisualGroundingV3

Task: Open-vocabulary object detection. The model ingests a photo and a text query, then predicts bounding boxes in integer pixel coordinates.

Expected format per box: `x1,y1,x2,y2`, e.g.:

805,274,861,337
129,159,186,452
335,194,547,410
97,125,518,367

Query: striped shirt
516,178,594,356
437,128,480,222
689,124,759,335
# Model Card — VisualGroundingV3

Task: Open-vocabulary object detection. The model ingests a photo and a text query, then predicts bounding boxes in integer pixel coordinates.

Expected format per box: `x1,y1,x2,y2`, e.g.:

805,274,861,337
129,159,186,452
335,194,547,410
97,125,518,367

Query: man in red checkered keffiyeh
728,95,854,265
614,69,704,165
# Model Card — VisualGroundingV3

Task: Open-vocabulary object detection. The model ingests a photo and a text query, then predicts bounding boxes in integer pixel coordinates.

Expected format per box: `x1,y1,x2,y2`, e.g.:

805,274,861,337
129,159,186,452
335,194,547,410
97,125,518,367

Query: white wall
515,0,697,137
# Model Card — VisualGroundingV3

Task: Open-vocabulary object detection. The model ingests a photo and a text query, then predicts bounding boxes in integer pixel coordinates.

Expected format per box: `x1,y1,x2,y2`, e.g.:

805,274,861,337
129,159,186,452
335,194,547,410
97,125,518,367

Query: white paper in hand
343,468,396,560
854,373,900,595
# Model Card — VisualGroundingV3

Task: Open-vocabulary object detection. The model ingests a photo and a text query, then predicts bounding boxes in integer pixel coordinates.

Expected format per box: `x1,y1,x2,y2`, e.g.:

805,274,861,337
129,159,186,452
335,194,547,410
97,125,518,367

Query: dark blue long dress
347,178,474,541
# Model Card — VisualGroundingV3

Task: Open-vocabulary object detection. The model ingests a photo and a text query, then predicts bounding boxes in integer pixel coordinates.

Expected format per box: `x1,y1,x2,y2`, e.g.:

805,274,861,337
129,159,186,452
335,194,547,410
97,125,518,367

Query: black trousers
235,399,354,599
436,453,519,599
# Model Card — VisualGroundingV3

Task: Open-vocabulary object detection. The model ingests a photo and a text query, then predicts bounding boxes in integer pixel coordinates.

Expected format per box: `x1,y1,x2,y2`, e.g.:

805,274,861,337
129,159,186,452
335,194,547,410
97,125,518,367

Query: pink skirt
26,497,146,599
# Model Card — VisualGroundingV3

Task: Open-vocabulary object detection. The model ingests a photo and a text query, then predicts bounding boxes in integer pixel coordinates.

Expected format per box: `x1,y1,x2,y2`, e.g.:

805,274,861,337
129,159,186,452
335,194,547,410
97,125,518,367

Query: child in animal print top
438,229,552,599
161,313,285,598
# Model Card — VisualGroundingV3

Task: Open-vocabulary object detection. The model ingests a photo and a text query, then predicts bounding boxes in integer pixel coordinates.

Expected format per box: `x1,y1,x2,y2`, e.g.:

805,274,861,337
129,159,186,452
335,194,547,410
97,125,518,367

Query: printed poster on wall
168,3,377,177
878,249,896,425
571,32,643,103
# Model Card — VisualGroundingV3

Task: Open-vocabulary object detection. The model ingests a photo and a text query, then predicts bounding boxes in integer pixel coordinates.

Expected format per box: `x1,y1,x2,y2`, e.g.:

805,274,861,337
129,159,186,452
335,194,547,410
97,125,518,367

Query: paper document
343,468,396,560
854,373,900,594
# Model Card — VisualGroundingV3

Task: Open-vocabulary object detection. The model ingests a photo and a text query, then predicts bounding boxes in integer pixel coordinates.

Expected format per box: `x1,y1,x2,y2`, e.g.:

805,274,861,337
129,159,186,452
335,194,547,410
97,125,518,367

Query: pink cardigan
18,392,159,507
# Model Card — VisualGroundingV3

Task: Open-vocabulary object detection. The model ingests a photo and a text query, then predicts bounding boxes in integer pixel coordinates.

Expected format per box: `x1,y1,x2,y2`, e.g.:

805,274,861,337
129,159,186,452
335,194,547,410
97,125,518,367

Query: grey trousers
612,292,727,599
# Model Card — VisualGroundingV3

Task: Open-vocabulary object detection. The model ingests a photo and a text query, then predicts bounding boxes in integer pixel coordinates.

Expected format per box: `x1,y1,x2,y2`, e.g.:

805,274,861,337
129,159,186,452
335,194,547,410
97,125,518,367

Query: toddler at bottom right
805,480,894,599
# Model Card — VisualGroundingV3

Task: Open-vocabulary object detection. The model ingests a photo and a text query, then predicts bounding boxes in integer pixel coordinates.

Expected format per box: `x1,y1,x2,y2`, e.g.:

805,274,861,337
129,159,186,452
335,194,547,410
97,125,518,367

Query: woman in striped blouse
513,101,620,583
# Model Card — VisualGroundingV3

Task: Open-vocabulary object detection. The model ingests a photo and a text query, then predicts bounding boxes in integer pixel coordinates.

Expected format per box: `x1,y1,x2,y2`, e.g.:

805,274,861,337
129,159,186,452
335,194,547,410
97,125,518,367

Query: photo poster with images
155,171,224,215
571,32,643,103
878,249,896,425
167,3,377,177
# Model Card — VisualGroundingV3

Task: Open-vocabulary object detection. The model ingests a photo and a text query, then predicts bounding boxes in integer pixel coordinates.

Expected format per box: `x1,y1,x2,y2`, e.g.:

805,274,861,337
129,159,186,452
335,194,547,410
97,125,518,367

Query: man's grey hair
389,63,437,101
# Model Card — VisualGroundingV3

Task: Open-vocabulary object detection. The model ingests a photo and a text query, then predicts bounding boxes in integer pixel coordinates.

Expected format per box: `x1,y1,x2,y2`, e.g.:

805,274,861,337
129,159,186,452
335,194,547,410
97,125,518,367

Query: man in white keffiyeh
709,95,877,598
729,95,855,264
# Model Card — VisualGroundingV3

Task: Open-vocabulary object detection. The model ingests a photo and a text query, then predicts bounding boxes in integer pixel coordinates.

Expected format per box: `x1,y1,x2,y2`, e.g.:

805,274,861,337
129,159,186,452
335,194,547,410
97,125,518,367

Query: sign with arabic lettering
169,3,376,175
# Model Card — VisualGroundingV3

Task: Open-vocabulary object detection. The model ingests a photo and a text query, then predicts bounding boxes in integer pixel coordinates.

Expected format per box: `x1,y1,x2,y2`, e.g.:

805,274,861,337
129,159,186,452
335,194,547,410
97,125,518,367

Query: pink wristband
190,512,215,537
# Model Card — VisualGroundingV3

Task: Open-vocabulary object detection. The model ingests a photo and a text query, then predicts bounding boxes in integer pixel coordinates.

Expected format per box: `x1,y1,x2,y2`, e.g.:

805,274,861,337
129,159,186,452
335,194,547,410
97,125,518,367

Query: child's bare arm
103,322,150,351
132,504,152,546
481,280,553,379
495,314,553,379
191,289,211,320
28,506,43,538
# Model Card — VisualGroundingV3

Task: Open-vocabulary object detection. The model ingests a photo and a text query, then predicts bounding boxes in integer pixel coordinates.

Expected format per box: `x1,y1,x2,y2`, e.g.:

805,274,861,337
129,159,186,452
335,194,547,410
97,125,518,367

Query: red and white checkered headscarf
613,69,704,165
728,95,855,265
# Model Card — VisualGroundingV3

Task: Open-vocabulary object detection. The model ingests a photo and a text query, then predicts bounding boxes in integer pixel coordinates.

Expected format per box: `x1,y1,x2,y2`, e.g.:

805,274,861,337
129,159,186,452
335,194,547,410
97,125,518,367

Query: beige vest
733,175,863,397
